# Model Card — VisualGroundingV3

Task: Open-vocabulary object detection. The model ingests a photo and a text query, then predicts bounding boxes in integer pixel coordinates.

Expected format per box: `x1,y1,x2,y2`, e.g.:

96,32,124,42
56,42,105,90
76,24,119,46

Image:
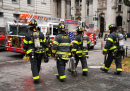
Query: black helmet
29,19,37,27
58,23,66,31
109,24,117,31
76,26,83,32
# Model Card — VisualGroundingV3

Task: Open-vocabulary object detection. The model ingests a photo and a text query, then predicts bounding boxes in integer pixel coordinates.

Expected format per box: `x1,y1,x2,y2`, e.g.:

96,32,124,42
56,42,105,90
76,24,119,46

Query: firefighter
100,24,123,75
71,26,90,76
23,19,48,84
45,32,53,57
52,23,72,82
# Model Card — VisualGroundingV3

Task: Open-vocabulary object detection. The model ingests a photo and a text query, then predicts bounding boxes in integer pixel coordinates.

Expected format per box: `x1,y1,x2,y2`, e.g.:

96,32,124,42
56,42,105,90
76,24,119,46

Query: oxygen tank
83,34,88,48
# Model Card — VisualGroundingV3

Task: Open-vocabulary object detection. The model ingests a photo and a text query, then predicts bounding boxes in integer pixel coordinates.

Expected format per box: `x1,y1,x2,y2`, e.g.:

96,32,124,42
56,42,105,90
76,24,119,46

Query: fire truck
5,14,60,53
61,20,96,49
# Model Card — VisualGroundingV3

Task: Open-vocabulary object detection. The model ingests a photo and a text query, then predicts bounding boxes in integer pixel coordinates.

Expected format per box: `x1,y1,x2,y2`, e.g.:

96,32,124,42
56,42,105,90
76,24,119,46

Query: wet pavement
0,58,130,91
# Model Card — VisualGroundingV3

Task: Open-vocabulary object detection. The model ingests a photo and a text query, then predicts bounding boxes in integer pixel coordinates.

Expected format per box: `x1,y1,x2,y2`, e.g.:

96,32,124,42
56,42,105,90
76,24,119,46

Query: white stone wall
0,0,52,27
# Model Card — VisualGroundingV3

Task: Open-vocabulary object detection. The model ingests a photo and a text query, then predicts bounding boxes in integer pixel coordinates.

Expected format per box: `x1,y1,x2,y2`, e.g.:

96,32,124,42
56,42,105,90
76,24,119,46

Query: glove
102,51,107,56
23,54,30,61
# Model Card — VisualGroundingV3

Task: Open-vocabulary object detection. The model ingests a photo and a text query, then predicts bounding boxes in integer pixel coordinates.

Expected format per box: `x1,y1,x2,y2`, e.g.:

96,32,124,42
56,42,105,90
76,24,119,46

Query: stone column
61,0,65,19
106,0,112,31
81,0,86,22
71,0,75,20
66,1,71,19
89,0,93,24
122,4,128,33
93,0,98,31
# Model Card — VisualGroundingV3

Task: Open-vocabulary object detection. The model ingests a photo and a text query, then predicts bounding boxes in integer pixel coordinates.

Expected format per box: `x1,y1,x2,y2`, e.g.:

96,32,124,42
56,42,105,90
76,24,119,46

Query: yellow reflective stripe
48,54,51,56
35,51,44,53
60,75,66,79
56,51,71,55
26,49,32,54
74,40,81,45
117,68,122,71
85,55,88,57
113,41,117,43
23,49,26,52
71,49,77,51
46,48,49,51
23,39,29,44
76,50,83,53
83,68,88,71
103,48,107,51
52,50,56,53
29,40,33,44
62,58,70,60
87,41,90,44
40,39,43,42
49,39,52,41
107,38,113,42
79,56,82,57
59,43,72,46
104,67,109,70
43,38,46,43
53,41,59,45
33,76,39,80
109,46,116,50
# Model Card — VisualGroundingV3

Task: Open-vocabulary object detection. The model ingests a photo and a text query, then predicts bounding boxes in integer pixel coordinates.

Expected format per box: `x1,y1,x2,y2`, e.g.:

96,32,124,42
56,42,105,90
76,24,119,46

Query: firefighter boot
82,71,88,76
55,74,59,79
100,67,108,73
60,78,66,82
33,79,40,84
67,68,72,72
114,71,122,75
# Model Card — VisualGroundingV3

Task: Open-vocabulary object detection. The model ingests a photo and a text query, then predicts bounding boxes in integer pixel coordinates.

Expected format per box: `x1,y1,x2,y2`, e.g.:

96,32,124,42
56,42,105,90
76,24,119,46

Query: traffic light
127,19,130,23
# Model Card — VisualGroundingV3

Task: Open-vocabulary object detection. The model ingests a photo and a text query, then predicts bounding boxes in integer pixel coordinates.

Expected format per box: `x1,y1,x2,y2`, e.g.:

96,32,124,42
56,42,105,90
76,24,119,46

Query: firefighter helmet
76,26,83,32
109,24,117,31
29,19,37,27
46,32,49,35
58,23,66,31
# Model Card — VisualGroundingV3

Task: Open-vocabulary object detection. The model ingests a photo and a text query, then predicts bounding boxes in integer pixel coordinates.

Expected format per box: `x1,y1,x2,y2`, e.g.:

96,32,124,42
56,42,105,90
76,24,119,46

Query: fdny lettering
62,36,68,39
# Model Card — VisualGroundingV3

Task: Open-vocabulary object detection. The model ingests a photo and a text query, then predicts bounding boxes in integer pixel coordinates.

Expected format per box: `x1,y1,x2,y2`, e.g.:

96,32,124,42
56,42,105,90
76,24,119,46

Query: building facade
0,0,130,33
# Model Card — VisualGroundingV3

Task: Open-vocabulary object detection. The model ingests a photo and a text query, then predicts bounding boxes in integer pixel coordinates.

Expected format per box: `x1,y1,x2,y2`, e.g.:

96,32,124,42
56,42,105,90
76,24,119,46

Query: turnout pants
57,59,68,80
104,51,122,72
30,53,42,80
75,55,88,72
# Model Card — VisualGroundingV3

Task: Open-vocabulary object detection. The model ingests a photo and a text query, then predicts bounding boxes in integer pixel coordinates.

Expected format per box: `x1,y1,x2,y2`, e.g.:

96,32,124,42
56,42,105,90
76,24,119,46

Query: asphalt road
0,38,130,91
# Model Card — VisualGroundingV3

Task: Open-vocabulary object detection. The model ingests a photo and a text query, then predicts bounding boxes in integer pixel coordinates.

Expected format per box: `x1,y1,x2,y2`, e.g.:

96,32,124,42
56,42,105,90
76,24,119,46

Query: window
18,26,29,36
118,5,121,12
12,0,17,2
119,0,122,3
53,25,58,35
27,0,31,4
0,12,3,17
13,14,20,19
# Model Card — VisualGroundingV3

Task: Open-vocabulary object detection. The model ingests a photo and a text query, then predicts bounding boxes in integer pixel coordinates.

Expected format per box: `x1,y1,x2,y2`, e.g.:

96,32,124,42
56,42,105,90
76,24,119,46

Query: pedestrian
124,33,127,41
100,24,124,75
23,19,48,84
52,23,72,82
46,32,53,57
104,34,108,41
70,26,90,76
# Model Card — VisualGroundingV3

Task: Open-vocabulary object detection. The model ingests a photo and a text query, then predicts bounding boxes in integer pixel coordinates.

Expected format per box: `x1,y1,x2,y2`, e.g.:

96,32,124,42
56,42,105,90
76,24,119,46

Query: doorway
100,17,105,33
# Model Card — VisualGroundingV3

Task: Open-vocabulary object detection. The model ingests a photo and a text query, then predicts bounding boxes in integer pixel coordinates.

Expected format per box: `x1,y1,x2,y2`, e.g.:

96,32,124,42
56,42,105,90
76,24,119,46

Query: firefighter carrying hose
100,24,124,75
52,23,72,82
23,19,48,84
70,26,90,76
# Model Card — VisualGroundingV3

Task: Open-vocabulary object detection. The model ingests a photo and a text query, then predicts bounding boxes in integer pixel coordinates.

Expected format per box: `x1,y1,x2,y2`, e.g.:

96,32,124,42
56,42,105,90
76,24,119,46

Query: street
0,38,130,91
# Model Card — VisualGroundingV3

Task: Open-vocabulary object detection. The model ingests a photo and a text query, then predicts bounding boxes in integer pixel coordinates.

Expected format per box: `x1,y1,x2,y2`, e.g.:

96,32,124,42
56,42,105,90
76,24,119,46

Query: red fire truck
5,14,60,53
